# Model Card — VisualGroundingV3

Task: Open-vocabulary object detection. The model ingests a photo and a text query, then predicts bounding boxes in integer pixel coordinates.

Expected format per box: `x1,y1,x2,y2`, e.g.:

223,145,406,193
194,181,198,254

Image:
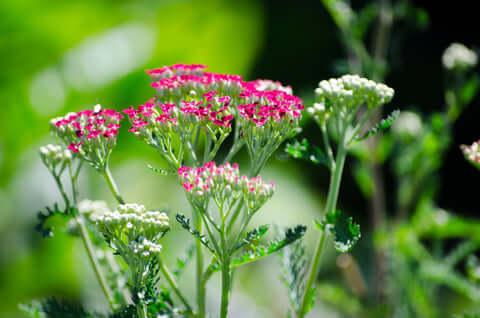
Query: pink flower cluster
124,91,234,134
151,72,244,92
51,107,123,153
178,162,275,209
237,89,304,126
146,63,207,79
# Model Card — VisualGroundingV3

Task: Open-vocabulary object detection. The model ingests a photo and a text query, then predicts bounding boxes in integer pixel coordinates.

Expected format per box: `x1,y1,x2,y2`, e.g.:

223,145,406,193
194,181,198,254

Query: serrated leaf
176,214,216,255
323,210,361,253
148,164,176,175
35,203,69,238
231,225,307,269
285,139,329,166
281,239,313,317
355,110,400,142
234,224,269,251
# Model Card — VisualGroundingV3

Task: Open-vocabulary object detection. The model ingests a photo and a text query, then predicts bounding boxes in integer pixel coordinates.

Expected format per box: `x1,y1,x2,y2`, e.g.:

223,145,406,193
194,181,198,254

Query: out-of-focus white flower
78,199,110,220
391,111,422,137
442,43,478,70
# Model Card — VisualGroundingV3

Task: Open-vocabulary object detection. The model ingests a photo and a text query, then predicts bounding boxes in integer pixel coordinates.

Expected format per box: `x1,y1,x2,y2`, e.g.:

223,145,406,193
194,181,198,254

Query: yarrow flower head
178,162,274,213
146,63,207,79
39,144,72,174
313,74,394,118
461,139,480,170
123,92,233,166
95,203,169,259
149,64,244,104
237,87,304,174
442,43,478,71
50,104,123,171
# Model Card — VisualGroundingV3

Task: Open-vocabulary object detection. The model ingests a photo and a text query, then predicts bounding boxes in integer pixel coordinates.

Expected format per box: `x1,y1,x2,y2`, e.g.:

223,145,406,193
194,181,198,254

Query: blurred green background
1,0,480,317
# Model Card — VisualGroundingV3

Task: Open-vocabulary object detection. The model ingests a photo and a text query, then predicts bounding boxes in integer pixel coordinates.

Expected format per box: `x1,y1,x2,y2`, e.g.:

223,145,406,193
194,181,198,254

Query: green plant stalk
219,225,231,318
195,213,206,318
299,140,347,318
53,171,116,309
159,260,193,313
103,166,125,204
220,258,231,318
137,303,147,318
76,214,116,309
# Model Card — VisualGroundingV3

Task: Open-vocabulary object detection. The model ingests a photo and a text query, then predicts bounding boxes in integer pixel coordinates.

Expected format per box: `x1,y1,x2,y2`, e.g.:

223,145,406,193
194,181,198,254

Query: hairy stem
299,140,348,317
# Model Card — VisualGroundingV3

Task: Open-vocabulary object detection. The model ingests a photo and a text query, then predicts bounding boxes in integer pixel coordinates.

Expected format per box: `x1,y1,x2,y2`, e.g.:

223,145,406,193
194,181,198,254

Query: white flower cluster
95,203,169,257
39,144,72,172
78,199,110,220
442,43,478,71
128,238,163,259
307,102,330,123
461,140,480,170
313,74,394,115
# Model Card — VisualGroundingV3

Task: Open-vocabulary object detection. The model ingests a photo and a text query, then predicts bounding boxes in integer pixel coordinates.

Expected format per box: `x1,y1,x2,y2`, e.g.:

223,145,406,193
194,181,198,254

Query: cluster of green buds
94,203,170,260
442,43,478,71
312,74,394,121
461,140,480,170
39,144,73,175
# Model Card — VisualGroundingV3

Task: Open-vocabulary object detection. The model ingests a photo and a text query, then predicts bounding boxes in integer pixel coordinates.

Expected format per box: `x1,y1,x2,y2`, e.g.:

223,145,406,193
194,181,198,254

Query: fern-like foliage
147,164,176,176
281,239,313,318
176,213,215,254
230,225,307,269
234,224,270,251
285,138,329,166
35,203,69,238
355,109,400,142
322,210,361,253
20,298,104,318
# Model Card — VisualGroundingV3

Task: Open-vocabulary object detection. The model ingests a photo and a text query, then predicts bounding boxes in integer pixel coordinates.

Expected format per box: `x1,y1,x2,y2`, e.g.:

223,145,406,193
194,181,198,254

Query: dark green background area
1,0,479,316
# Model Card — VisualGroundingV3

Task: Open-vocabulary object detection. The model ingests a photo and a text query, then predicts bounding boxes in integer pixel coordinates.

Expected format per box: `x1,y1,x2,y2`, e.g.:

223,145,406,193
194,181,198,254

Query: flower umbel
178,162,274,214
39,144,72,176
50,105,123,171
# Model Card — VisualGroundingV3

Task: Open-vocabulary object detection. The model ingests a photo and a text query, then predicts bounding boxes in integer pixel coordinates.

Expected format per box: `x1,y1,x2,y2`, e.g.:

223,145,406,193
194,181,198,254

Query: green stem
76,214,116,309
195,213,206,318
220,227,231,318
299,141,348,318
220,258,231,318
159,260,193,313
136,303,147,318
103,166,125,204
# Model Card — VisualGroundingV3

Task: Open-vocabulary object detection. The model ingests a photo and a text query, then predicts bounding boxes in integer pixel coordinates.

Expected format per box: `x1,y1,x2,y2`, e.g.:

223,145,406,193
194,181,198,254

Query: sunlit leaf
460,76,479,106
322,210,361,253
